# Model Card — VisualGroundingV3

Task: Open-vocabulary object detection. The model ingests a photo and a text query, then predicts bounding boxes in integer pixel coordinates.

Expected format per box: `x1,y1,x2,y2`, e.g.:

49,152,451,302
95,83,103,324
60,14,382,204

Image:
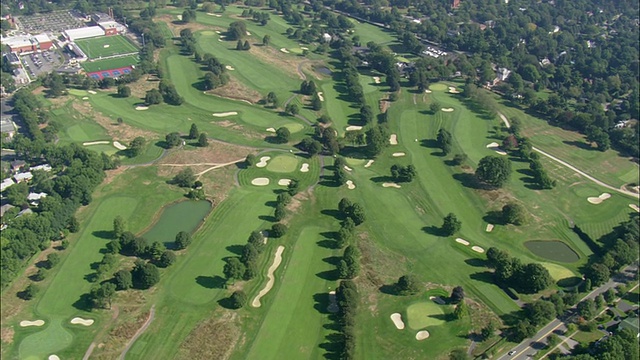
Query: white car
508,350,516,356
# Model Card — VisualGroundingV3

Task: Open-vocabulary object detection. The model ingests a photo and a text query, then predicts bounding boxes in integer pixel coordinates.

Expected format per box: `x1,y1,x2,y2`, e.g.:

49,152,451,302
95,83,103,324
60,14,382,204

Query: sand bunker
252,246,285,307
364,160,374,168
49,355,60,360
225,65,235,71
266,127,276,133
251,177,270,186
390,313,405,330
494,149,508,155
20,320,45,327
135,106,148,110
448,87,460,94
83,141,110,146
82,96,89,100
103,44,110,48
346,180,356,190
208,13,222,17
246,31,251,36
382,182,401,188
328,291,339,313
343,165,352,171
588,193,612,204
415,330,430,340
70,317,94,326
486,224,494,232
629,204,640,212
389,134,398,145
472,246,485,253
280,48,290,53
455,238,470,246
441,108,454,112
215,30,221,33
486,142,500,148
300,163,309,172
392,152,406,157
317,92,324,101
87,90,96,94
373,76,381,84
113,141,126,150
256,156,271,168
346,125,363,131
176,14,182,20
424,90,432,93
301,46,309,50
278,179,291,186
212,112,238,117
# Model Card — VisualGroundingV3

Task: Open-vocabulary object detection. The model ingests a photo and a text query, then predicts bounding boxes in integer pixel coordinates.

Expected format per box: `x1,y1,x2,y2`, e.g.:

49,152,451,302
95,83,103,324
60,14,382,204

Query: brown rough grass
208,76,262,104
71,100,156,143
176,311,240,360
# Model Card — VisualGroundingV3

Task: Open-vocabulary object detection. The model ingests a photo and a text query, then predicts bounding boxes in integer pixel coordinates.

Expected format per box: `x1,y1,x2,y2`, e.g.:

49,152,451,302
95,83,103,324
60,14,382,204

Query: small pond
524,240,580,263
142,200,211,246
316,66,332,75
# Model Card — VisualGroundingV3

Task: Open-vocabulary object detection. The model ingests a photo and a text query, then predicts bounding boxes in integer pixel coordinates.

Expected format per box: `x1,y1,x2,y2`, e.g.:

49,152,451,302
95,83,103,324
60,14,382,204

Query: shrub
229,290,247,309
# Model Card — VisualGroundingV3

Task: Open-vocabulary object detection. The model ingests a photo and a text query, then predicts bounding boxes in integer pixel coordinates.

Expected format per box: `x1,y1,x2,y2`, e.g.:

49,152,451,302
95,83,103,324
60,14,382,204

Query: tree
129,137,146,157
442,213,462,236
476,156,512,187
265,91,278,107
511,319,536,342
360,105,373,124
275,127,290,143
585,263,610,286
437,128,452,155
114,270,133,290
274,203,286,221
175,231,192,250
454,302,469,319
113,216,125,239
285,103,299,115
189,123,199,139
517,263,553,293
22,283,39,300
117,84,131,98
287,179,299,196
603,288,616,304
430,102,441,114
270,223,287,238
172,168,196,188
227,21,247,40
165,132,182,148
46,253,60,269
262,34,270,46
311,93,322,111
33,268,46,282
525,300,557,325
349,203,366,225
89,282,116,309
229,290,247,309
453,153,468,165
145,88,163,105
223,257,246,283
339,198,353,217
577,299,596,320
480,322,496,341
158,251,176,268
245,153,256,167
277,192,291,206
396,275,421,295
449,349,470,360
243,40,251,50
502,203,527,225
450,286,465,304
198,133,208,147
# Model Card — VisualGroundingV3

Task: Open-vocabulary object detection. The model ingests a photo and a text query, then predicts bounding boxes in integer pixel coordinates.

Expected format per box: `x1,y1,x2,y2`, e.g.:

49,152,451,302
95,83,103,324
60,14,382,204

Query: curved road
118,305,156,360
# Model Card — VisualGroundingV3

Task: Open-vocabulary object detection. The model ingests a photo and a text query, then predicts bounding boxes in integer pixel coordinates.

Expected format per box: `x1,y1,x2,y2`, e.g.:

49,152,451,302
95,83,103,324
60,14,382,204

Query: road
497,263,638,360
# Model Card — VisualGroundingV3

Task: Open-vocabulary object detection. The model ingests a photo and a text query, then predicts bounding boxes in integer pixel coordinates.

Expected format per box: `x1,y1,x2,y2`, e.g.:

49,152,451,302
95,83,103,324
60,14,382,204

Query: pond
524,240,580,263
316,66,332,75
142,200,211,246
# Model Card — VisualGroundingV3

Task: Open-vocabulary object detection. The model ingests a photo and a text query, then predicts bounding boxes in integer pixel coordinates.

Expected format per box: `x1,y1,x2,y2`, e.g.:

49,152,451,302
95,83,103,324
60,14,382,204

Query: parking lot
15,10,85,34
20,49,64,79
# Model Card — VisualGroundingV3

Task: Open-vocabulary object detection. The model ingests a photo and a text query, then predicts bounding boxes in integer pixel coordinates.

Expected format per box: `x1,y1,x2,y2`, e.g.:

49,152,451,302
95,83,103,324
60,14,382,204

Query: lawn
82,55,139,72
406,301,447,329
75,35,138,59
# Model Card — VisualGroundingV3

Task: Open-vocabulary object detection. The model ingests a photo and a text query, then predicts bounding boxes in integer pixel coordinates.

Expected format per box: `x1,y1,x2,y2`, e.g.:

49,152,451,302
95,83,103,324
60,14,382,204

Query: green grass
75,35,138,59
46,100,111,145
141,200,212,246
406,301,447,330
524,241,580,263
82,55,139,72
540,262,578,281
265,154,299,173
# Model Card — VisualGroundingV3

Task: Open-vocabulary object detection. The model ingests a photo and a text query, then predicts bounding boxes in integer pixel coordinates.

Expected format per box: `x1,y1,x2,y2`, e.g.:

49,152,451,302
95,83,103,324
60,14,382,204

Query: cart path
118,305,156,360
498,112,639,199
82,305,120,360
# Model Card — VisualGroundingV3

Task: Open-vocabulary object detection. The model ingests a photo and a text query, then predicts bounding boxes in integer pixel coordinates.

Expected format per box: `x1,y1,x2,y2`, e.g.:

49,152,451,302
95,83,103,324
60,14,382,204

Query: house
31,164,52,172
1,177,15,192
10,160,25,172
322,33,332,43
0,203,15,217
16,208,33,218
27,192,47,206
13,171,33,183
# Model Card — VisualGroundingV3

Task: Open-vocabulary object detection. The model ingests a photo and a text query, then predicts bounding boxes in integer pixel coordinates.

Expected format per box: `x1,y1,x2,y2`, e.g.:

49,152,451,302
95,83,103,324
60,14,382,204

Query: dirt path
196,159,245,177
497,112,639,200
297,61,309,81
82,305,120,360
118,305,156,360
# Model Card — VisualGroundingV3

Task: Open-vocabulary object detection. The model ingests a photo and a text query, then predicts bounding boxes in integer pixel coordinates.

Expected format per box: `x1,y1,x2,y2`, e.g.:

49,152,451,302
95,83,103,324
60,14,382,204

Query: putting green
406,301,446,330
429,83,448,91
266,155,299,173
19,317,73,359
541,262,577,281
283,123,304,133
200,30,216,36
67,89,87,96
345,158,366,166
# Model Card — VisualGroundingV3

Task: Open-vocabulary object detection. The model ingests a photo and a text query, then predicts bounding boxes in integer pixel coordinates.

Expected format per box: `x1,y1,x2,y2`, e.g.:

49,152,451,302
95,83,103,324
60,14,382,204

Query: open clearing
252,246,286,307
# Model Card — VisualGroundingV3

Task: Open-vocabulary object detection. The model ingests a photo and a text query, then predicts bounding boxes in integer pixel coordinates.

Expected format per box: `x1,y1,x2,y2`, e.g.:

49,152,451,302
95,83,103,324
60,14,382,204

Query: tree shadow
464,258,487,267
379,284,398,295
420,139,439,149
430,313,455,322
320,209,343,220
316,269,339,281
500,309,525,326
452,172,482,189
195,275,226,289
469,271,496,285
319,332,343,360
317,239,339,250
483,210,506,226
323,256,342,266
370,175,394,183
422,225,444,237
72,293,93,311
563,140,593,151
226,245,244,256
313,292,331,314
92,230,113,240
217,296,239,310
258,215,277,222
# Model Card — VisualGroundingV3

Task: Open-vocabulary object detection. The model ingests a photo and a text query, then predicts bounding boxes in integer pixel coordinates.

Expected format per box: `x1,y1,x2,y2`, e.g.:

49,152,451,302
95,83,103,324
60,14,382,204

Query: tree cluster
337,245,360,279
390,164,416,183
486,247,553,294
338,197,365,226
200,53,229,90
158,80,183,106
335,280,359,359
436,128,453,155
475,156,512,188
300,80,317,95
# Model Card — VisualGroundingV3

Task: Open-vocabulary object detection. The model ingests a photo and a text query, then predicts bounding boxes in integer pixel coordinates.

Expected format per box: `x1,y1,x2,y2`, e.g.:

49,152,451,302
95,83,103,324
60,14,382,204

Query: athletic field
82,55,139,73
74,35,138,59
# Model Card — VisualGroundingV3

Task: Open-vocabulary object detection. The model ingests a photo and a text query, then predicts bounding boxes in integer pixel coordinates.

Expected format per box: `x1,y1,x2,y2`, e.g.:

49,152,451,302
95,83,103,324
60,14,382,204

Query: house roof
31,164,52,172
1,177,15,191
13,171,33,182
27,192,47,201
0,203,15,217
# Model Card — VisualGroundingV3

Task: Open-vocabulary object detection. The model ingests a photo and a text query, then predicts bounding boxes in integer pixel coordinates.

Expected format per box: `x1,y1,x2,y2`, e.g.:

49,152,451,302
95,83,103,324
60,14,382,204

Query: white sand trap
472,246,485,253
344,165,352,171
218,38,223,42
455,238,470,246
113,141,126,150
629,204,640,212
429,296,436,300
365,160,374,168
278,179,291,186
49,355,60,360
266,127,276,133
251,177,270,186
600,193,611,200
486,142,500,148
135,106,148,110
441,108,454,112
87,90,96,94
382,182,401,188
176,14,182,20
392,152,406,157
373,76,381,84
416,330,430,340
280,48,290,53
83,141,109,146
207,13,222,17
424,90,432,93
246,31,251,36
225,65,235,71
346,180,356,190
215,30,221,34
20,320,45,327
588,193,611,204
494,149,508,155
448,87,460,94
389,134,398,145
256,156,271,168
212,112,238,117
103,44,110,48
390,313,405,330
301,46,309,50
317,92,324,101
486,224,494,232
82,96,89,100
252,246,285,307
346,125,363,131
300,163,309,172
70,317,94,326
328,291,339,313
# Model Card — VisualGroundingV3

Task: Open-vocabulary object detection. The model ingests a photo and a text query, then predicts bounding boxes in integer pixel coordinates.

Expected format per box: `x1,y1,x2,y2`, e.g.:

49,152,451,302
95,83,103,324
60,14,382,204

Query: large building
63,26,105,41
1,33,53,54
98,21,126,36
